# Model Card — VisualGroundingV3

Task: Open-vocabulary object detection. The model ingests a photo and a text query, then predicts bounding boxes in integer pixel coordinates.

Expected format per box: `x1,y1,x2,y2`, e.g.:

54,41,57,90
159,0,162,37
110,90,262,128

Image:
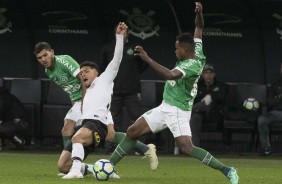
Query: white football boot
143,144,158,170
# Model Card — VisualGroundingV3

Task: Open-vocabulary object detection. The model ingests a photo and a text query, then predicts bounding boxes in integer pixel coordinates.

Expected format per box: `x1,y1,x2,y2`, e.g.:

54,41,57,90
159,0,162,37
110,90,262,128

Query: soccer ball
93,159,114,181
243,97,259,111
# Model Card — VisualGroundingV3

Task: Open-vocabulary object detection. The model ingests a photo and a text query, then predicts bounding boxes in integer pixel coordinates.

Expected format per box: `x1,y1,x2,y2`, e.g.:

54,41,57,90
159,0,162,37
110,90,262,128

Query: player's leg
62,101,82,147
106,124,150,156
175,136,238,184
61,119,76,147
109,106,164,170
57,143,94,176
57,150,72,174
62,127,93,179
170,105,238,184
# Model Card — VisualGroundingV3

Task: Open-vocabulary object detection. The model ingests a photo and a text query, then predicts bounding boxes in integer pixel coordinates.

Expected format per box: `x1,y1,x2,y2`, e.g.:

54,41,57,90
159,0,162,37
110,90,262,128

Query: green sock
109,135,137,165
113,132,148,154
191,146,230,175
112,132,126,144
62,136,71,147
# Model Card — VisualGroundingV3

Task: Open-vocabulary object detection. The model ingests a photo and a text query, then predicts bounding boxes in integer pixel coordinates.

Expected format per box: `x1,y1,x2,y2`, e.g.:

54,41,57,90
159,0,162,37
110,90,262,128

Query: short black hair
176,33,195,50
34,42,52,54
80,61,99,72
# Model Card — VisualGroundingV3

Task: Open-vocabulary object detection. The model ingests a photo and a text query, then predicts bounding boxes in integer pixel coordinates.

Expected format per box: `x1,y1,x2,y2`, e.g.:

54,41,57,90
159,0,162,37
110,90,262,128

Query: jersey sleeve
194,38,206,64
63,55,81,77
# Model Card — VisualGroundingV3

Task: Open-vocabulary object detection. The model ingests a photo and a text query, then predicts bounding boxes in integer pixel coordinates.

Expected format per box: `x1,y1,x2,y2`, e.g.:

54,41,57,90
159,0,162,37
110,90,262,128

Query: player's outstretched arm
194,2,204,39
103,22,128,81
134,46,182,80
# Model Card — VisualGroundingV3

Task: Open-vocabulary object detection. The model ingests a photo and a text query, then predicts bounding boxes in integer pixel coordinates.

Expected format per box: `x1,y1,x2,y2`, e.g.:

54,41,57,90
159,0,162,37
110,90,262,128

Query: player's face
202,70,215,85
36,49,54,68
80,66,98,88
175,41,186,61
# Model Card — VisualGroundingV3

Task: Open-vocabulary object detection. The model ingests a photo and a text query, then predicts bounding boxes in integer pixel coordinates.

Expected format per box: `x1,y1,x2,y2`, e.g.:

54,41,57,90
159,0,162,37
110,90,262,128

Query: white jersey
81,34,124,125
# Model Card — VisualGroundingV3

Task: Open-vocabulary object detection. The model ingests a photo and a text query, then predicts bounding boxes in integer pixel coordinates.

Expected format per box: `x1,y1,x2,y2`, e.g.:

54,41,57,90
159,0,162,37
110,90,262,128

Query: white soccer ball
93,159,114,181
243,97,260,111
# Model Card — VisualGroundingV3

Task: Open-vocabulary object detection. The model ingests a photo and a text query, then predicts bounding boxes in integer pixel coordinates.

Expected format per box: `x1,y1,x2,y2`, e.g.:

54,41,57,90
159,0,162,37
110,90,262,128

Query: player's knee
177,141,193,155
126,125,138,139
179,145,192,155
57,162,69,174
61,126,73,136
71,134,83,143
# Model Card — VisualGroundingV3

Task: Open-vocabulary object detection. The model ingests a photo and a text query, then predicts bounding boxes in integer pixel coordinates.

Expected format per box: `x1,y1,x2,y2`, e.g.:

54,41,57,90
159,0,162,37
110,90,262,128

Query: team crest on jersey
60,76,68,83
127,48,134,55
119,8,160,40
0,7,12,34
168,80,176,86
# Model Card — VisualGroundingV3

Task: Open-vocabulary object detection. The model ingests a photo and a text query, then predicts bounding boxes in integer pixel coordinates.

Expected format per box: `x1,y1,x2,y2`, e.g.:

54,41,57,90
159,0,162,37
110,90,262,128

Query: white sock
71,143,84,173
81,163,86,175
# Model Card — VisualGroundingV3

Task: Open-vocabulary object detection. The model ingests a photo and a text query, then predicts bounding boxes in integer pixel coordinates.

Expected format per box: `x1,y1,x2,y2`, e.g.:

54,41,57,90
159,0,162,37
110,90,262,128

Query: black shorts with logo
64,119,108,158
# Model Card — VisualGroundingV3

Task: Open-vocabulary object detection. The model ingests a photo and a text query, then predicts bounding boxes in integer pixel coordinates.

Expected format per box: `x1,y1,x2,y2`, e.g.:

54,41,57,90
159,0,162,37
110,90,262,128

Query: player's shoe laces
227,167,239,184
62,170,83,179
110,170,120,179
143,144,158,170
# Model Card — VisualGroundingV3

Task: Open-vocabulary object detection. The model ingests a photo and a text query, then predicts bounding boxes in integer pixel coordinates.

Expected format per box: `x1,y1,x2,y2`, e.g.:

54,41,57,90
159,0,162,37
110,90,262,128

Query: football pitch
0,151,282,184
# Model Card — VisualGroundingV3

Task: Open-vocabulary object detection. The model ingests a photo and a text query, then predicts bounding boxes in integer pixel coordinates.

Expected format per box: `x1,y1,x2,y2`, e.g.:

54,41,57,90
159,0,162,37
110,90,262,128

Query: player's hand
195,2,203,14
116,22,128,36
134,45,150,62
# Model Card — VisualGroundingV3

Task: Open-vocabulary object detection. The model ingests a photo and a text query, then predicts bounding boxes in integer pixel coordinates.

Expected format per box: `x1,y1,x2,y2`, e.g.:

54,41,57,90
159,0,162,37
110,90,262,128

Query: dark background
0,0,282,84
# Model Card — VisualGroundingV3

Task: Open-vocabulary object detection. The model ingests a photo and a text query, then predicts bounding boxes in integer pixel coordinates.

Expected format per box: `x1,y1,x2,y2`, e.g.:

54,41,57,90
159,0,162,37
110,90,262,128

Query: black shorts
64,119,108,158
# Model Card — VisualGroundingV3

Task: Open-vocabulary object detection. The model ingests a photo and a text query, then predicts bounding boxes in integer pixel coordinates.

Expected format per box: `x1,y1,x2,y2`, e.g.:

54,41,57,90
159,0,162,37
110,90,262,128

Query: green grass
0,151,282,183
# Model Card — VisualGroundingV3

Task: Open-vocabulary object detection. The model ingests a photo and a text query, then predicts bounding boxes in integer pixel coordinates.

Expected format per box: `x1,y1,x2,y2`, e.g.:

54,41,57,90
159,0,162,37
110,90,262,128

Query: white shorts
142,102,191,137
77,111,114,126
64,101,82,124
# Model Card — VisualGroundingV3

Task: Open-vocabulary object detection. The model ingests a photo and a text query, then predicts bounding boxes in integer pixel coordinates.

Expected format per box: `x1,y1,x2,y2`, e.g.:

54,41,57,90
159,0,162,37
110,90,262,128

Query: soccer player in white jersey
109,3,239,184
62,22,158,179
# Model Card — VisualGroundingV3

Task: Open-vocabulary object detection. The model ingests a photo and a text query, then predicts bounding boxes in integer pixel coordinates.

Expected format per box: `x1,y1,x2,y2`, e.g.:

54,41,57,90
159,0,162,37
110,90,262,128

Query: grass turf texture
0,152,281,183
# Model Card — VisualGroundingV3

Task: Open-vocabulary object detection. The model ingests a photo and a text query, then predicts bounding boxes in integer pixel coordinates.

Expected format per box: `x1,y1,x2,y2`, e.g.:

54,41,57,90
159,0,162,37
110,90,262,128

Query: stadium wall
0,0,281,84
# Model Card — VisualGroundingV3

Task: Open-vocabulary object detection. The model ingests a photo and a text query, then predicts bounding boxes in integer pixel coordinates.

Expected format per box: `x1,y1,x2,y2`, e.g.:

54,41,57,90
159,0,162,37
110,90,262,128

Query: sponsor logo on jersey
273,13,282,39
41,11,88,35
0,7,12,35
57,57,76,72
119,8,160,40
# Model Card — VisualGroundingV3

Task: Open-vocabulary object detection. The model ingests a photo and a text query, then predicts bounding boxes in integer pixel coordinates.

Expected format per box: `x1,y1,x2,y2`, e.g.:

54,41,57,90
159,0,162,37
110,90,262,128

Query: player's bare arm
194,2,204,39
134,45,182,80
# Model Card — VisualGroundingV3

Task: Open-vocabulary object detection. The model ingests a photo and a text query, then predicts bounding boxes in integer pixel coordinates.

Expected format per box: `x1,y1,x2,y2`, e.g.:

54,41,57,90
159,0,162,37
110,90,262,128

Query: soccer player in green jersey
34,42,86,148
109,2,239,184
